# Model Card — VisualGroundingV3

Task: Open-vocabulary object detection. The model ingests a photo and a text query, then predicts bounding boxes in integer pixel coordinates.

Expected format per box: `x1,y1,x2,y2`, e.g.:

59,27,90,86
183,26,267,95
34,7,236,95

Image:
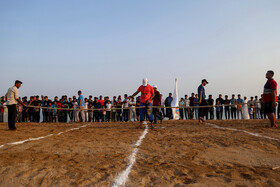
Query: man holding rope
262,70,278,128
128,78,155,129
5,80,26,130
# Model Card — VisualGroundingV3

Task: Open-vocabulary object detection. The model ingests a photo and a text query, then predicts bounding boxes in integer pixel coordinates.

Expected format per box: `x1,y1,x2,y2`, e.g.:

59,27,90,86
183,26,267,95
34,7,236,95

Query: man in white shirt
5,80,25,130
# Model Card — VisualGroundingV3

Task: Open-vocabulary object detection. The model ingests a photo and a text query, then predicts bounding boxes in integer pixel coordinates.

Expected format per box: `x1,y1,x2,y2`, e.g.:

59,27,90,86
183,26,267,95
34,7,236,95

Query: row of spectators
0,93,280,123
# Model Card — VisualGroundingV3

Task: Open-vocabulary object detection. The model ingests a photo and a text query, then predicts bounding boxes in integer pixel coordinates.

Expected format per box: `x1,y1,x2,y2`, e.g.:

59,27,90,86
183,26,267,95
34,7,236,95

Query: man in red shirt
128,78,155,129
152,85,162,124
262,70,278,128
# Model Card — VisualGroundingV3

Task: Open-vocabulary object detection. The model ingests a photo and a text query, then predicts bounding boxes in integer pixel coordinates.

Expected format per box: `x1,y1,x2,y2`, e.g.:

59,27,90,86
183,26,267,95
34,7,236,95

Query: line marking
0,124,91,149
206,123,279,141
111,125,148,187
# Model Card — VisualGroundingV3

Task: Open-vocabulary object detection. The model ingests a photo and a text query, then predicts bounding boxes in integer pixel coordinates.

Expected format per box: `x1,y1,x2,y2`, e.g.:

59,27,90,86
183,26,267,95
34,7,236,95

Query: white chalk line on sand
111,125,148,187
206,123,279,141
0,124,91,149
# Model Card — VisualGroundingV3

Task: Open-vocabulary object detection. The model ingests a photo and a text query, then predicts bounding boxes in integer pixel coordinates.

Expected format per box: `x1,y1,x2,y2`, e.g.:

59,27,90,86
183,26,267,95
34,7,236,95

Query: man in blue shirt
164,93,173,119
236,94,244,119
198,79,208,124
77,90,85,122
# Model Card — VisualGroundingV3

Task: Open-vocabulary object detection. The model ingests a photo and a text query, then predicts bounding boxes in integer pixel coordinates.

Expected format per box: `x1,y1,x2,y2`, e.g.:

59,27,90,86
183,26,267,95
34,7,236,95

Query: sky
1,0,280,100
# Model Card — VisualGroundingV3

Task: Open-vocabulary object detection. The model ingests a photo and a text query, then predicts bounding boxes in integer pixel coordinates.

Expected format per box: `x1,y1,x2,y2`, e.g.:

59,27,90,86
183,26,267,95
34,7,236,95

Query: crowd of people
1,71,279,130
1,90,280,123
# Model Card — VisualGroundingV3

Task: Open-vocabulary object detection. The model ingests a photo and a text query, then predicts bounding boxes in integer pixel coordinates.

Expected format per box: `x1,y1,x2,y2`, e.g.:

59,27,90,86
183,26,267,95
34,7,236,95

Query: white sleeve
13,87,19,100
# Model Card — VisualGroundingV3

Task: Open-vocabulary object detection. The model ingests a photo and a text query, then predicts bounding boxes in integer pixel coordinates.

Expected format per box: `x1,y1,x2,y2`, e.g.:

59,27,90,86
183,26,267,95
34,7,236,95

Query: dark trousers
166,107,172,119
231,107,237,119
277,106,280,119
123,109,129,122
106,111,111,121
207,108,214,120
153,108,162,124
7,104,17,130
179,109,184,119
225,107,230,119
184,108,189,120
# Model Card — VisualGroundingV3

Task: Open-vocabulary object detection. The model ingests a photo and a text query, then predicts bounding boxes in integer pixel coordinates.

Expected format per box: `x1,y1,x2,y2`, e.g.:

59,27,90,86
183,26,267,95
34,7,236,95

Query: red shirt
263,79,277,102
153,90,161,106
99,100,104,106
137,84,154,103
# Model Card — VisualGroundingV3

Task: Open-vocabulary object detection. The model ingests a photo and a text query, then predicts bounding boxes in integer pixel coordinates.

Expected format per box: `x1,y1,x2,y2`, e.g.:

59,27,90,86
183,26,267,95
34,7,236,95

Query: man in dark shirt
224,95,230,120
61,96,69,122
165,93,173,119
189,93,195,119
198,79,208,124
216,94,224,120
152,85,162,124
93,97,101,122
68,97,74,122
207,95,214,120
42,96,49,122
33,96,41,122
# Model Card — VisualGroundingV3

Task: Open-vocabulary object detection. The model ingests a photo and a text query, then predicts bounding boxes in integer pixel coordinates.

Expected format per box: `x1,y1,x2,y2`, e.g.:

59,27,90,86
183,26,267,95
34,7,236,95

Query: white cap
153,85,157,88
142,78,148,86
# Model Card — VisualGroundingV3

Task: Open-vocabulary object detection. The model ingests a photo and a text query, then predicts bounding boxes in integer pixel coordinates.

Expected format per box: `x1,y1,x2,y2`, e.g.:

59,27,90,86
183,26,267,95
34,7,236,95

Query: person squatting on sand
262,70,278,128
5,80,26,130
128,78,155,129
198,79,209,124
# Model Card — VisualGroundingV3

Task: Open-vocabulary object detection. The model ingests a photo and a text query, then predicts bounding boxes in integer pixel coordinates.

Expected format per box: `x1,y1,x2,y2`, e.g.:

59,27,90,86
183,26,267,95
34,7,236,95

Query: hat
142,78,148,86
202,79,208,84
153,85,157,89
15,80,22,84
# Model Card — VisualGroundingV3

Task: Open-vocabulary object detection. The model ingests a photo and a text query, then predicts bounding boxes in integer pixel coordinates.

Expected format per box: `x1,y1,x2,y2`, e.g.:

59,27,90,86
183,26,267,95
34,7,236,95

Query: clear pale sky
1,0,279,100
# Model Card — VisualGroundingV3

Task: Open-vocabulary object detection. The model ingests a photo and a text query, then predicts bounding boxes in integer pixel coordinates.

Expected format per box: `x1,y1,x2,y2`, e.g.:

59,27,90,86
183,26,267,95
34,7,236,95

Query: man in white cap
152,84,162,124
128,78,155,129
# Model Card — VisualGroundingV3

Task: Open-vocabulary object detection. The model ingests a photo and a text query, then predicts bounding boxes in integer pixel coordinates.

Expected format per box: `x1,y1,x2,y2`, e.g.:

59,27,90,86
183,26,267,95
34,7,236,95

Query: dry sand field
0,119,280,187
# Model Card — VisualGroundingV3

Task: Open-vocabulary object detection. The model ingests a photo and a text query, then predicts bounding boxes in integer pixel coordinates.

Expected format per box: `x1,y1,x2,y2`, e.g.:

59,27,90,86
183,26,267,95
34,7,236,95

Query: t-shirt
106,103,112,111
5,86,19,105
237,98,243,109
153,90,161,106
99,100,104,106
263,79,278,102
137,85,154,103
78,95,85,106
230,99,237,108
198,84,206,100
165,97,173,106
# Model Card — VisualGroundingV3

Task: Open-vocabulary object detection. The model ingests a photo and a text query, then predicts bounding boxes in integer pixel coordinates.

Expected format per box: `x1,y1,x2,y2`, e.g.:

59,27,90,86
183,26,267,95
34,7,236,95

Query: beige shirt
5,86,19,105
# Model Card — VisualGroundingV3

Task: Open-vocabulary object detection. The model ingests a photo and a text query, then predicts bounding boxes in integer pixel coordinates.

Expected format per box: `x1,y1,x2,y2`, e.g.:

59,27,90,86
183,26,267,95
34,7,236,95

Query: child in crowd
249,104,254,119
102,105,106,122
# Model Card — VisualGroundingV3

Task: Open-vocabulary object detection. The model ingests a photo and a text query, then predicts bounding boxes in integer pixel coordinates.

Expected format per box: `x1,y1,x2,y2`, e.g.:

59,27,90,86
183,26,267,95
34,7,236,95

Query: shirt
5,86,19,105
78,95,85,106
165,97,173,106
153,90,161,106
137,84,154,103
198,84,206,100
263,79,277,102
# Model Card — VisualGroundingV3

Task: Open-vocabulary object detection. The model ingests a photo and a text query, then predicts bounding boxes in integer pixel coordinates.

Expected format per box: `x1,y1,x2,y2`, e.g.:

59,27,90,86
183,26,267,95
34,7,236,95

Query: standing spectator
160,94,165,117
101,105,106,122
5,80,26,130
106,100,112,122
52,101,58,123
116,98,123,121
17,98,23,122
249,104,254,119
73,98,78,122
193,94,199,120
68,97,74,122
77,90,85,122
84,98,89,122
230,95,237,119
111,96,117,122
207,95,214,120
254,96,261,119
57,98,62,122
236,94,244,120
88,96,94,122
99,96,104,107
61,96,69,122
262,70,277,128
189,93,195,119
260,95,266,119
122,94,130,122
128,78,155,129
216,100,222,119
152,85,162,124
198,79,209,123
22,97,29,122
179,98,185,120
165,93,173,119
93,97,101,122
42,96,49,122
129,97,137,122
224,95,230,120
184,95,190,120
216,94,224,120
28,96,34,122
47,101,53,122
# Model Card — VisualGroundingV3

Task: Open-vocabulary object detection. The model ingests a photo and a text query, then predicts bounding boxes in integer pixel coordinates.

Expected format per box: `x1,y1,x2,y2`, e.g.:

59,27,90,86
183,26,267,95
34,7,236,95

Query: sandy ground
0,119,280,187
